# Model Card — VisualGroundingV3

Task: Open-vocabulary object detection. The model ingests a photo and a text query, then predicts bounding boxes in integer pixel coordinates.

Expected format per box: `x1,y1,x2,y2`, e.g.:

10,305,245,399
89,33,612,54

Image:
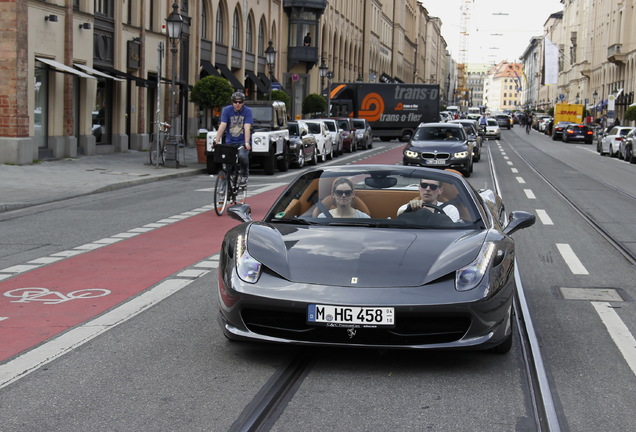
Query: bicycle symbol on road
4,287,111,305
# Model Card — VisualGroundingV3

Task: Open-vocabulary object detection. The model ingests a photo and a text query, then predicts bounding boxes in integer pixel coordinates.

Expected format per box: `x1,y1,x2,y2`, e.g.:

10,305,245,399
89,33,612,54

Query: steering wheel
419,203,445,214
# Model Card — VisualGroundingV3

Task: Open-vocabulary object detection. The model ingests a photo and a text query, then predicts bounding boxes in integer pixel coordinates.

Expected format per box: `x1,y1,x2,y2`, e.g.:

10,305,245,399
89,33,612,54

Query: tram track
487,141,562,432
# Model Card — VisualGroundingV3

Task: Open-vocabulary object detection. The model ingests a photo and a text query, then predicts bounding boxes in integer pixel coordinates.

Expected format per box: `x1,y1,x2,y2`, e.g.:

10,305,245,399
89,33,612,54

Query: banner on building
544,38,559,85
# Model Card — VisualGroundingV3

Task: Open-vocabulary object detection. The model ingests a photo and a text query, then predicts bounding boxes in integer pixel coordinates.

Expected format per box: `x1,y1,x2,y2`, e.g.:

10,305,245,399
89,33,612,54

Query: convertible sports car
217,165,535,353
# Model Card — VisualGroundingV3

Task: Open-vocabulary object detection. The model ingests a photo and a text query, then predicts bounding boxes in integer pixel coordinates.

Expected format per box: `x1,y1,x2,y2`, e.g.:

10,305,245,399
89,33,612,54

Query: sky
423,0,564,64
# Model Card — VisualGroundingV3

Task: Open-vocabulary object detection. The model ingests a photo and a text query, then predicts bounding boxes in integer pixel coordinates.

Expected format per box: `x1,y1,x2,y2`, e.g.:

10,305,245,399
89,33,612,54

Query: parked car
538,117,552,133
494,114,512,129
551,121,575,141
450,119,482,162
352,118,373,150
600,126,634,157
321,118,344,156
303,119,334,162
331,117,357,153
287,121,318,168
403,122,474,177
562,124,594,144
217,165,535,353
621,128,636,163
484,118,501,140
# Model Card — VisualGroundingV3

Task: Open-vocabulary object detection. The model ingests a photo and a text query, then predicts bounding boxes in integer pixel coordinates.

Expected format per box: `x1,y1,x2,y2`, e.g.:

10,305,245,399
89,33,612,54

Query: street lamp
265,41,276,102
164,2,184,168
325,70,333,117
319,59,328,115
592,90,598,113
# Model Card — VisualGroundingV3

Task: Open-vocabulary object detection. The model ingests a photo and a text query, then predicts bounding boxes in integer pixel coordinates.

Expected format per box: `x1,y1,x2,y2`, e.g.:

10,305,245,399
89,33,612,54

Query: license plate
425,159,446,165
307,304,395,328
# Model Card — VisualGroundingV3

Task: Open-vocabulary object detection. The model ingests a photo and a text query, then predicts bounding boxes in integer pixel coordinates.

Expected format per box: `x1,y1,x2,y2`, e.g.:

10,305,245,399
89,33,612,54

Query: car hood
408,141,468,151
245,223,486,287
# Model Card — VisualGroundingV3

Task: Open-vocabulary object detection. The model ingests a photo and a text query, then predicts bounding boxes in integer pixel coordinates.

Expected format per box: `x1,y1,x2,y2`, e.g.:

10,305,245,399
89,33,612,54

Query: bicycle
525,122,531,134
213,144,247,216
149,122,171,166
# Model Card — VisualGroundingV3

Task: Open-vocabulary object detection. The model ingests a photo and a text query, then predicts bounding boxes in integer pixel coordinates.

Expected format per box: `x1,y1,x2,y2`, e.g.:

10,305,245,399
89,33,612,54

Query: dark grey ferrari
217,165,535,353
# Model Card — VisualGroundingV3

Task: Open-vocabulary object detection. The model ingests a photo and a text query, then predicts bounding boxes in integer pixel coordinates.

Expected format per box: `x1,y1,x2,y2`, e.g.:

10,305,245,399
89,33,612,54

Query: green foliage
190,76,233,111
625,105,636,121
272,90,291,111
302,93,326,116
547,107,554,116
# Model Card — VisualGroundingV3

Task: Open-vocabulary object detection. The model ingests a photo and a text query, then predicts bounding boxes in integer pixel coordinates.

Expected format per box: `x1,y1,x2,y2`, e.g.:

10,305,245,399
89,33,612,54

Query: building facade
1,0,447,165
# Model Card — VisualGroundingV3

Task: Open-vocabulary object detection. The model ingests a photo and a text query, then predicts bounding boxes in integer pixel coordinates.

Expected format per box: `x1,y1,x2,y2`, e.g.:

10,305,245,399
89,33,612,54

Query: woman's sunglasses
419,182,439,190
334,189,353,197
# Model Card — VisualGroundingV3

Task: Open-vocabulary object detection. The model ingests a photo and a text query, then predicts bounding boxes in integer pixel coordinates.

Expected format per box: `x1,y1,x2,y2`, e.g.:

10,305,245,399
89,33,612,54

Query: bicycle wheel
214,169,230,215
149,139,164,165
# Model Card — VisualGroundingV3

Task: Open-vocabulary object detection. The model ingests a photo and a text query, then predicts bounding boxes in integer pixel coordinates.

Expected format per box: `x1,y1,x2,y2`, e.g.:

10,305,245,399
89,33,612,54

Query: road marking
516,176,526,184
511,168,518,173
535,209,554,225
524,189,536,199
507,161,513,165
556,243,589,275
0,278,193,390
592,302,636,377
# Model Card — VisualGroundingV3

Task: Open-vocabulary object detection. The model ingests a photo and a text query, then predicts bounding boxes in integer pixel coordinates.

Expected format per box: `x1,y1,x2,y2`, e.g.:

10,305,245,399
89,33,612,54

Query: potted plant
190,76,233,163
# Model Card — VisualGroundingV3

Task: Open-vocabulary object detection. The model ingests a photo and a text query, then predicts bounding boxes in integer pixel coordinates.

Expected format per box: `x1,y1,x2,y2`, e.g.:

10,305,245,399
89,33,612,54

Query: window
232,8,241,49
258,19,265,56
216,4,224,43
95,0,113,17
246,17,253,53
201,1,208,39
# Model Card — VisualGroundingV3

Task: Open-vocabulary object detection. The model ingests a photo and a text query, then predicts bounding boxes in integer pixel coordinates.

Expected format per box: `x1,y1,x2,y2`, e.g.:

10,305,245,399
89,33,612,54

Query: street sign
272,82,282,91
559,94,565,101
292,73,299,81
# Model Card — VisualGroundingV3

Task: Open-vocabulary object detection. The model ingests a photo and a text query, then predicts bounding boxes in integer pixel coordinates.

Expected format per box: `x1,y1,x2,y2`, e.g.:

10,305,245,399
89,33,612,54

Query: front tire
263,150,276,175
277,145,289,172
214,170,229,216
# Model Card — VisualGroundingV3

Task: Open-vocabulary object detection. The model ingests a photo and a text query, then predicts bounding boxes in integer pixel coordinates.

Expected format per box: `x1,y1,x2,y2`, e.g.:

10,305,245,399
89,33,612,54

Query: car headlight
455,242,496,291
404,150,419,158
236,234,262,283
453,151,469,158
253,136,263,145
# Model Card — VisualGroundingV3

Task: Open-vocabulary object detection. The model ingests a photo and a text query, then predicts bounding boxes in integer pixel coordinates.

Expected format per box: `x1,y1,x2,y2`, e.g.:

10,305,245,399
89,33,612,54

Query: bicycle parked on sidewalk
149,121,171,165
213,144,247,216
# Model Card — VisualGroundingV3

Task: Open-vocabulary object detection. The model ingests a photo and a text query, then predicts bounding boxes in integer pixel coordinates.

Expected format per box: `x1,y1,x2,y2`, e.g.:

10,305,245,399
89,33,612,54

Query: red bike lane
0,146,404,362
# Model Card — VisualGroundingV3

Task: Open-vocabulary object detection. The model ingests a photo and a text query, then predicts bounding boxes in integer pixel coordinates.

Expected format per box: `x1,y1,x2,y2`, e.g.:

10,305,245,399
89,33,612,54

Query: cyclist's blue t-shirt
220,104,253,145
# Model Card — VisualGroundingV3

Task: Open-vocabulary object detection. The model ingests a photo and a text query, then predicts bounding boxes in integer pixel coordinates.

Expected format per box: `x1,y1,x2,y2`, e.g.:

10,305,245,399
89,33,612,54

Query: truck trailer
328,82,440,142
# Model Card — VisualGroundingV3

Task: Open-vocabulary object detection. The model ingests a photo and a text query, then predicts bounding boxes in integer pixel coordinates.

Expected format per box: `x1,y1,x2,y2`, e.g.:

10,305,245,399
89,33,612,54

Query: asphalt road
1,131,635,431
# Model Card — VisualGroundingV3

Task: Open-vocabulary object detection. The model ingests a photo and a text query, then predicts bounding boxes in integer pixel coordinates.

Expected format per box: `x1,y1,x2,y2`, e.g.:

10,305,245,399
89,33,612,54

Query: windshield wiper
269,217,317,225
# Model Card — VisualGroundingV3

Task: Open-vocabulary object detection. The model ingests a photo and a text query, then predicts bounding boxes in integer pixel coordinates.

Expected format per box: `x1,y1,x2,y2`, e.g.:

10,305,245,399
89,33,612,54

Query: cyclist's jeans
238,147,250,177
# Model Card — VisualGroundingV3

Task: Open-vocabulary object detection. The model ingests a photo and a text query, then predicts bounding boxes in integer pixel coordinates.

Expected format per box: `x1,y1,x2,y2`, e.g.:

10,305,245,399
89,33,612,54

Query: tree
302,93,327,117
190,76,233,112
625,105,636,122
271,89,291,112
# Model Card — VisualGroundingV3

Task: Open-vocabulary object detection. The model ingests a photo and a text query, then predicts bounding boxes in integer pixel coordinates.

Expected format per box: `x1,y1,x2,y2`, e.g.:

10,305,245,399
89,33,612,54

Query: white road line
556,243,589,275
524,189,536,199
592,302,636,377
0,278,193,390
507,161,513,165
535,209,554,225
516,176,526,184
511,168,518,173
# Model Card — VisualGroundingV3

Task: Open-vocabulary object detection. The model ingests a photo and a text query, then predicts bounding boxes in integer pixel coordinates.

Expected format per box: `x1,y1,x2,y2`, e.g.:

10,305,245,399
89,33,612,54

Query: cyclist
478,112,488,134
525,114,532,134
213,91,253,187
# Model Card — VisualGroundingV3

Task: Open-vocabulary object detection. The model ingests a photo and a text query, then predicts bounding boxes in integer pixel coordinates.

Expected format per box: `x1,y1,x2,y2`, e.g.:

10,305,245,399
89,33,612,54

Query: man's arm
214,122,227,144
244,123,251,150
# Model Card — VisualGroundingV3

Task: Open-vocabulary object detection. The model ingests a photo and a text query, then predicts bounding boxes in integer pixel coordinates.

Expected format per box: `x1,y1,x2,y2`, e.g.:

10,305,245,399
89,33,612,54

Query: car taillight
617,137,624,141
586,131,593,135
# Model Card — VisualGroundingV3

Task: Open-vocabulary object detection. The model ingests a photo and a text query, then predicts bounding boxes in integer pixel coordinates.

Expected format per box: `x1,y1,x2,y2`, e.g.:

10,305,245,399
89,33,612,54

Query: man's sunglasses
419,182,439,190
334,189,353,197
233,100,244,104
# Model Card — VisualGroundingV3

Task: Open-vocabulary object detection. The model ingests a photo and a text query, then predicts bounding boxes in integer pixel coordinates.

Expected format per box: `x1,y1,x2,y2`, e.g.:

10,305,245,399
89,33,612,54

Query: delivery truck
328,82,440,142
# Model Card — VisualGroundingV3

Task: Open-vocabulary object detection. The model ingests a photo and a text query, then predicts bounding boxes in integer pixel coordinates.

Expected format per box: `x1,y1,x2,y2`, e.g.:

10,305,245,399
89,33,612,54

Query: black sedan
403,122,474,177
288,121,318,168
552,121,574,140
217,165,535,353
562,124,594,144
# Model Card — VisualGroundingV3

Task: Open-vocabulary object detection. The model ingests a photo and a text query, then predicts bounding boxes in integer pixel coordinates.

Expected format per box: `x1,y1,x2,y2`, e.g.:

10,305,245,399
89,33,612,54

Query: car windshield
413,126,462,141
288,123,299,135
251,107,273,122
264,167,483,230
324,121,336,131
306,122,321,133
352,120,365,128
487,119,498,126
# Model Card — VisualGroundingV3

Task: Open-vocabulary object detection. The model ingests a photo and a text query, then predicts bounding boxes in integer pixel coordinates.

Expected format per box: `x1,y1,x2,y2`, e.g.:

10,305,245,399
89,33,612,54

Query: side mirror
503,211,535,235
228,204,253,223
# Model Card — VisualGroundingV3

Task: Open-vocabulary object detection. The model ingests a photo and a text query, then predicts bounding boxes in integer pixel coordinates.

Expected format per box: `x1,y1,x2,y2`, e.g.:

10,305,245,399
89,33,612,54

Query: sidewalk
0,146,206,213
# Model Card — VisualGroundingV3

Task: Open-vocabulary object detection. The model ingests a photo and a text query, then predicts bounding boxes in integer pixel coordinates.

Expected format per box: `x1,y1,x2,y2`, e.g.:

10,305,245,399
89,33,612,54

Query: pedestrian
303,32,311,46
213,91,253,187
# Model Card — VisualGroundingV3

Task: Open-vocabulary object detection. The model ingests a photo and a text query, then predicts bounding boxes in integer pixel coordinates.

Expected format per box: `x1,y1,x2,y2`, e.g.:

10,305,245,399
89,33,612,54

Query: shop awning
99,66,149,87
73,63,125,81
36,57,95,79
216,63,244,90
201,61,221,77
245,70,268,93
258,72,271,89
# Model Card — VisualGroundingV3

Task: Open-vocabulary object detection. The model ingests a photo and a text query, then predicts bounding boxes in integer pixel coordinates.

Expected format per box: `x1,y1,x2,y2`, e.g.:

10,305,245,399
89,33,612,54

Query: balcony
288,46,318,68
607,44,625,65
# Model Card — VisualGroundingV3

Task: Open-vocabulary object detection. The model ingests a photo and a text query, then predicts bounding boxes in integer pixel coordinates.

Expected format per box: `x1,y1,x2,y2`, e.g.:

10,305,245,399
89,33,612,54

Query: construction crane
454,0,473,107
